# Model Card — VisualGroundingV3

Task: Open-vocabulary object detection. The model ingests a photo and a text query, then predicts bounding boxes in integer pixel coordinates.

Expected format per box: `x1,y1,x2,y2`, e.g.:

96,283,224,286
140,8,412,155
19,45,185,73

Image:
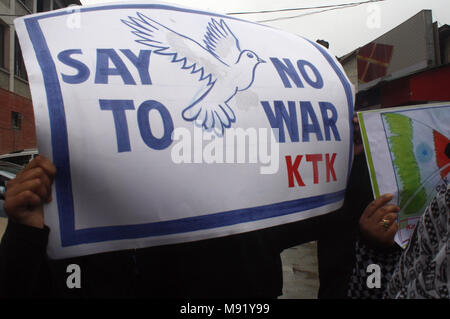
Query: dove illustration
121,12,265,135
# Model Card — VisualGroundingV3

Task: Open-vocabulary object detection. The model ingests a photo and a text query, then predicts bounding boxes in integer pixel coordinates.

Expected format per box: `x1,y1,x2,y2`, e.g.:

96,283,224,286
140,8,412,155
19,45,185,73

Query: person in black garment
316,114,374,298
0,115,367,298
1,154,326,298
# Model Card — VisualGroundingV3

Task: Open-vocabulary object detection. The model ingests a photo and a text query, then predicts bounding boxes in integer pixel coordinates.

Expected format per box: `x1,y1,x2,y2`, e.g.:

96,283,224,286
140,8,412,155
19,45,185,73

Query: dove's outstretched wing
121,13,241,135
121,12,225,86
203,19,241,66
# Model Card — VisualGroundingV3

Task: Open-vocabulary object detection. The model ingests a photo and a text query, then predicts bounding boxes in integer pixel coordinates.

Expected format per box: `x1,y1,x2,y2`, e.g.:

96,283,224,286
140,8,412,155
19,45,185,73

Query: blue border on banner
23,4,354,246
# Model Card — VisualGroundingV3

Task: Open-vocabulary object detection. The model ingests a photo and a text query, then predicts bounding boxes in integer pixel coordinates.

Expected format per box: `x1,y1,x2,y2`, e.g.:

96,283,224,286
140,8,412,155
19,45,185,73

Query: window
0,23,6,69
11,111,21,129
53,1,62,10
14,33,27,80
37,0,51,12
18,0,34,12
0,21,9,70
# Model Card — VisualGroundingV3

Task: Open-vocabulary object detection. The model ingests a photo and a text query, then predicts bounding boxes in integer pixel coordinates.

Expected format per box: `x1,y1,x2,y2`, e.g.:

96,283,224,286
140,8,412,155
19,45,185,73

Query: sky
79,0,450,57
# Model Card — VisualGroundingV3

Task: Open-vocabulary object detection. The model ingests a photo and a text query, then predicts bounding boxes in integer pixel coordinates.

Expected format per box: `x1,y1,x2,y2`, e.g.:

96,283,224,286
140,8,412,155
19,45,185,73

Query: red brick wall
0,87,37,155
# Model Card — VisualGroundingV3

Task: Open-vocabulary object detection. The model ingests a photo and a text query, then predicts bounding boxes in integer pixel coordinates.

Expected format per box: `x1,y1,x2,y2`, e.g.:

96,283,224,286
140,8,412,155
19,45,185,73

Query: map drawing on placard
381,109,450,247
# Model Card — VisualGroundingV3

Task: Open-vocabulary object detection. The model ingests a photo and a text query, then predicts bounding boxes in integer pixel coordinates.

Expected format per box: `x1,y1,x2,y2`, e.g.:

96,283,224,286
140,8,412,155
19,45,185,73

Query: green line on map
384,113,427,215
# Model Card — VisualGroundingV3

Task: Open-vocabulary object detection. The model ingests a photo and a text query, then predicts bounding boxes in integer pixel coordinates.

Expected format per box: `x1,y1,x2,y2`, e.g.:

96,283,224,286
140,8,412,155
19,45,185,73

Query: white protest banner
358,103,450,248
15,1,354,258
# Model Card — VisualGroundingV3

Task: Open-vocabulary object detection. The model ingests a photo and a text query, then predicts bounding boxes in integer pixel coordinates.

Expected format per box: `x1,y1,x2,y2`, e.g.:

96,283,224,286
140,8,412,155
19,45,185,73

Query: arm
0,156,56,297
0,221,51,297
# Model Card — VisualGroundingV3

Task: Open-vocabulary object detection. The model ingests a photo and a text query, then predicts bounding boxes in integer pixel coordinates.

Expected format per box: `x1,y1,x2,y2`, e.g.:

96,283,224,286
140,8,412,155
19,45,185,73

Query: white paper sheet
15,1,354,258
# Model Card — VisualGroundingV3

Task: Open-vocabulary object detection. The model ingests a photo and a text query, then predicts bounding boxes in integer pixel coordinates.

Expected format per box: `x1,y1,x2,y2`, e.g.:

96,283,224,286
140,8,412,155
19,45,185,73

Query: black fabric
0,158,363,298
347,239,402,299
0,220,287,298
316,153,374,299
0,213,329,298
0,221,51,298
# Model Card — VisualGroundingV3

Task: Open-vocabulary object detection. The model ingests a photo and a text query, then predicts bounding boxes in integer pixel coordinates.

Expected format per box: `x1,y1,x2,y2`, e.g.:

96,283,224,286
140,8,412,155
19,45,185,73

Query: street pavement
0,216,319,299
0,217,6,243
279,242,320,299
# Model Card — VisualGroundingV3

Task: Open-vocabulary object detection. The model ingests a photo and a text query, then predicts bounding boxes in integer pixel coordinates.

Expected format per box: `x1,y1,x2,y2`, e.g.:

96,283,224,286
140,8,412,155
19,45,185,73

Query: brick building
0,87,34,154
0,0,81,155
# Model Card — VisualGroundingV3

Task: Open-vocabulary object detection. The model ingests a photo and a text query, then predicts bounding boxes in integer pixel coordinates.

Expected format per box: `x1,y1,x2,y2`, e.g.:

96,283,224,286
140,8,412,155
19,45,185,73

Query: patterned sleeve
385,183,450,299
347,238,402,299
